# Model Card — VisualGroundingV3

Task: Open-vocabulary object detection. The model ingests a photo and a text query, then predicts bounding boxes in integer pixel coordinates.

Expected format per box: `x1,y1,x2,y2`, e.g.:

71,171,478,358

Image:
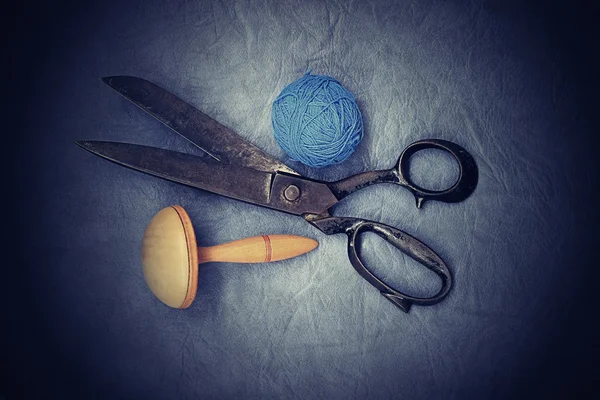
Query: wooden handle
197,235,318,264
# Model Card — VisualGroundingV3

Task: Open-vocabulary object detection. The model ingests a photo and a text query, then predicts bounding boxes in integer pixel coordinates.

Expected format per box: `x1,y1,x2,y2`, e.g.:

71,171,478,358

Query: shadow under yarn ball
271,73,364,168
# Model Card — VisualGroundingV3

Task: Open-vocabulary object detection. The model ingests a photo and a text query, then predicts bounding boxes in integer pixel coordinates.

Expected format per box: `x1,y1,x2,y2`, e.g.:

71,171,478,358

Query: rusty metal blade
102,76,298,175
75,141,336,215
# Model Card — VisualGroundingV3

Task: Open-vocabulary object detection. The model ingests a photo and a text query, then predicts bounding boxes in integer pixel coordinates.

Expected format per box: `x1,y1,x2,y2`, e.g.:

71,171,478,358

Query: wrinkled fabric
10,0,596,398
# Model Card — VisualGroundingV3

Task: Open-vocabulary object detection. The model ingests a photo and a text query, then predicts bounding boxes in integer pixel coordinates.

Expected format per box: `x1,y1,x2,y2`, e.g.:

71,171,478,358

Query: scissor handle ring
308,216,452,313
346,219,452,312
396,139,479,208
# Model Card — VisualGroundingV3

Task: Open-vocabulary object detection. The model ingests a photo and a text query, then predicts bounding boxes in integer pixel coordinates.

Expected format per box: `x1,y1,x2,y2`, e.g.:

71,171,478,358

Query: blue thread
271,72,364,168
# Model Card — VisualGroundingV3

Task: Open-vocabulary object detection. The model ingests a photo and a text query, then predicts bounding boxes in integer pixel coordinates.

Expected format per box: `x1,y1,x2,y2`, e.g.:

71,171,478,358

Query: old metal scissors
76,76,478,313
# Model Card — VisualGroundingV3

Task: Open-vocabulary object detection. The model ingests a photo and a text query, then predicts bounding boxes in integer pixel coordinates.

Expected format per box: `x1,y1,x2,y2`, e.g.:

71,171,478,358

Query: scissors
76,76,478,313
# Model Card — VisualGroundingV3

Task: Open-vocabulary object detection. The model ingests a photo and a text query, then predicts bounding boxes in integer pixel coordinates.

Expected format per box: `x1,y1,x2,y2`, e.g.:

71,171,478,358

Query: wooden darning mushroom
141,205,318,308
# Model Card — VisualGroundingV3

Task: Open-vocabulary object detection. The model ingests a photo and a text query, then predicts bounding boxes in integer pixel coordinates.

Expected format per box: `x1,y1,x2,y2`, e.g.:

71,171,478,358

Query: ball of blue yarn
271,73,364,168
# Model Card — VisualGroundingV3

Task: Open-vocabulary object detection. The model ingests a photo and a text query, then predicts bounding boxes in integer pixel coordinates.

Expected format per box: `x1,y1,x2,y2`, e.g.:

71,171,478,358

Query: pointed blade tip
101,76,125,88
74,140,89,148
101,75,138,88
74,140,108,156
74,139,96,146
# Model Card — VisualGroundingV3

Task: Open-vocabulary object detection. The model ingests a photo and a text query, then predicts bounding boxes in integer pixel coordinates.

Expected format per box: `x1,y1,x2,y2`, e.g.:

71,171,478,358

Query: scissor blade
102,76,298,175
75,141,275,207
76,141,339,216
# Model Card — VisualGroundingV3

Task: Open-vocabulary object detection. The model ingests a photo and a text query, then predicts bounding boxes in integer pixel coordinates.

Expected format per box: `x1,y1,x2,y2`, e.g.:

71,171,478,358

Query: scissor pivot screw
284,185,300,201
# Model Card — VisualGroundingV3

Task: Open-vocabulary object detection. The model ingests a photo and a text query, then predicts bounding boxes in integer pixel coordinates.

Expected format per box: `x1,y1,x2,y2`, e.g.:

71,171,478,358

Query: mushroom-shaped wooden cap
141,205,198,309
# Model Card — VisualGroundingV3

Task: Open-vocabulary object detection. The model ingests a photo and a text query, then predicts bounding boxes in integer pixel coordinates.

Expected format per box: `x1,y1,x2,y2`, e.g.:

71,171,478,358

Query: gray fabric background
6,0,598,398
